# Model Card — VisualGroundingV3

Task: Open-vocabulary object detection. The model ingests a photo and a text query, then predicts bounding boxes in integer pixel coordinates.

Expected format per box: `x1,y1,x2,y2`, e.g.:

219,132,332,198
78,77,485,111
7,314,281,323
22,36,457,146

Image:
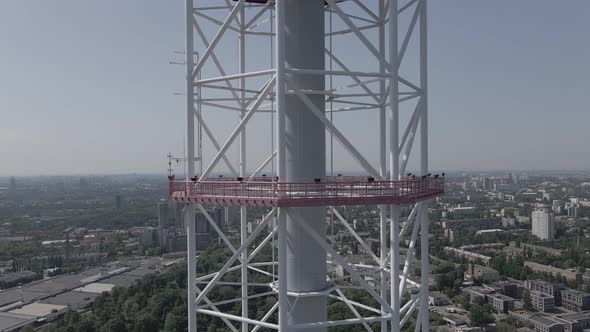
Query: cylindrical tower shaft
284,0,327,329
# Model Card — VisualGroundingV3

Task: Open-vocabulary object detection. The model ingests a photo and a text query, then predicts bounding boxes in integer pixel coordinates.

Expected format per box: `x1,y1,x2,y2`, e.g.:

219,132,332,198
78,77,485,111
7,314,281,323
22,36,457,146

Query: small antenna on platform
167,152,186,177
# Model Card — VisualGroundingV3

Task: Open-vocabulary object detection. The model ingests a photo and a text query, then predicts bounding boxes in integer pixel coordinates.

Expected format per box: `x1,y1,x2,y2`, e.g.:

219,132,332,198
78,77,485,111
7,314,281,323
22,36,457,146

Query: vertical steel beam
185,0,197,331
277,208,288,331
378,9,389,326
419,208,429,332
186,205,197,332
419,0,429,330
238,4,248,331
389,0,401,331
275,0,288,331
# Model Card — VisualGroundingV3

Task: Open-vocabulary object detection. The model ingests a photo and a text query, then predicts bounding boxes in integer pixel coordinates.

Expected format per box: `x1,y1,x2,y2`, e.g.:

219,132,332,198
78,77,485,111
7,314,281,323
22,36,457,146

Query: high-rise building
141,227,158,248
158,207,224,253
165,233,187,253
194,207,224,251
552,200,564,214
8,176,16,194
483,177,492,191
532,210,555,240
158,202,169,229
157,202,170,248
169,201,184,230
565,203,580,218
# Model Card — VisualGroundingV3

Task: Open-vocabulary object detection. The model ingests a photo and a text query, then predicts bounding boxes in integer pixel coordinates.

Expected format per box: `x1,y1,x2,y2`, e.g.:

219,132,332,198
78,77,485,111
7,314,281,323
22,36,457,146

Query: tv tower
171,0,443,331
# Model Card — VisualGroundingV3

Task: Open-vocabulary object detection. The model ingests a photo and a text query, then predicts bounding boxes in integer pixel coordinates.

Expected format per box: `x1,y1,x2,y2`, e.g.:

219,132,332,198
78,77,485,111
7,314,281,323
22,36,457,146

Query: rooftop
40,290,99,311
557,311,590,321
0,312,36,331
561,289,590,296
530,315,561,327
9,302,67,318
74,283,115,294
530,291,553,298
526,279,558,286
490,293,514,301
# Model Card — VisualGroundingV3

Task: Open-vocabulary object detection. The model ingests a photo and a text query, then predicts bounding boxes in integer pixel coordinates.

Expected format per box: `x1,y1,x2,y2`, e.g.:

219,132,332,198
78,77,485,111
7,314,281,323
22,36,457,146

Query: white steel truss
183,0,431,331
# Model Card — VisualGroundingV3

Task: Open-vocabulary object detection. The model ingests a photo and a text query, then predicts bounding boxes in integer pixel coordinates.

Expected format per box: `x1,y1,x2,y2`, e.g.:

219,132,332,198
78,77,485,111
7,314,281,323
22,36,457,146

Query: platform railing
169,176,444,207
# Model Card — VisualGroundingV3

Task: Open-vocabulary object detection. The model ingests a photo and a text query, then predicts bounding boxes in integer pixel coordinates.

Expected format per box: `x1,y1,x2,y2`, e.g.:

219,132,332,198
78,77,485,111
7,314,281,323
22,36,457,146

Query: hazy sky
1,1,589,176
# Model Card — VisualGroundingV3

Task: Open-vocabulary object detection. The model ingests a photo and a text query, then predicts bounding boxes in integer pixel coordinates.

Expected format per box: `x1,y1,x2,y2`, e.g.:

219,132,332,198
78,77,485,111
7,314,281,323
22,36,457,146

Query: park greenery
41,239,424,332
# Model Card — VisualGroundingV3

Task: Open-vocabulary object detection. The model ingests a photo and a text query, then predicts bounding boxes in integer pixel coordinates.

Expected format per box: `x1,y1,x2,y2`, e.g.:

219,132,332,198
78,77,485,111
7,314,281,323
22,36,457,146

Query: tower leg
278,208,289,331
420,208,429,332
238,3,248,330
186,205,197,332
419,0,429,329
389,0,401,330
378,1,389,330
185,0,196,329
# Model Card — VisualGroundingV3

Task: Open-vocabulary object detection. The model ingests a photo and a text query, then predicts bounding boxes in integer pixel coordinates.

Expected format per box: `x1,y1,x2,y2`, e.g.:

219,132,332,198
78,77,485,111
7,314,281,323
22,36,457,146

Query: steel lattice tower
172,0,442,330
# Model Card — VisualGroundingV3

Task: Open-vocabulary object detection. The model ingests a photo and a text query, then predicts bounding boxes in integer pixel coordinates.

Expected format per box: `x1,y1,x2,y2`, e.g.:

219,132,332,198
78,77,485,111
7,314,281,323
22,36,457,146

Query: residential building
489,293,515,313
529,291,555,312
524,280,562,305
165,233,188,253
483,178,492,190
489,281,519,298
561,290,590,312
468,264,500,282
510,312,565,332
524,262,582,285
444,247,492,266
463,287,493,305
521,243,564,257
565,203,581,218
441,218,502,231
9,176,16,194
530,315,565,332
140,227,158,248
450,206,477,217
157,202,169,229
532,210,555,240
554,311,590,332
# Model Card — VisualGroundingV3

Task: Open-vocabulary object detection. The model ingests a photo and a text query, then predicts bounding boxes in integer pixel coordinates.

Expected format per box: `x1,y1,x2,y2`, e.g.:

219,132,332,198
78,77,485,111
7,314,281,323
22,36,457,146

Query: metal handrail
169,176,444,207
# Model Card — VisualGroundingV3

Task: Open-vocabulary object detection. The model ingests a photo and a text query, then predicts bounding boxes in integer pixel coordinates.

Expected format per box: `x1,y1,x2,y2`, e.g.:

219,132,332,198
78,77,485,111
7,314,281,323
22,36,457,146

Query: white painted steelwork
180,0,434,331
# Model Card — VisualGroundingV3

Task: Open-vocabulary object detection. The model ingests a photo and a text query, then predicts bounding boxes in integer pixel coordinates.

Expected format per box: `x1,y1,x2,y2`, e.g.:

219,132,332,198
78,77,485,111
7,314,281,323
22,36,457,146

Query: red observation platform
169,175,444,207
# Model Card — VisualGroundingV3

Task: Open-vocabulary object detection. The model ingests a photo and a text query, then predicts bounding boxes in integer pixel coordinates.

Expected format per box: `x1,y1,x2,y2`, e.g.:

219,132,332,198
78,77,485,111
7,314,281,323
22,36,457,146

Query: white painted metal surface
182,0,432,330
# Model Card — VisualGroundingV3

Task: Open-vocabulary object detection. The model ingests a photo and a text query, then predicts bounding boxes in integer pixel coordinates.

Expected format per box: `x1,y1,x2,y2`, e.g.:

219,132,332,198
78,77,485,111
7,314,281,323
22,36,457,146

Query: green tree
133,314,159,332
469,304,494,326
100,318,126,332
163,312,185,332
